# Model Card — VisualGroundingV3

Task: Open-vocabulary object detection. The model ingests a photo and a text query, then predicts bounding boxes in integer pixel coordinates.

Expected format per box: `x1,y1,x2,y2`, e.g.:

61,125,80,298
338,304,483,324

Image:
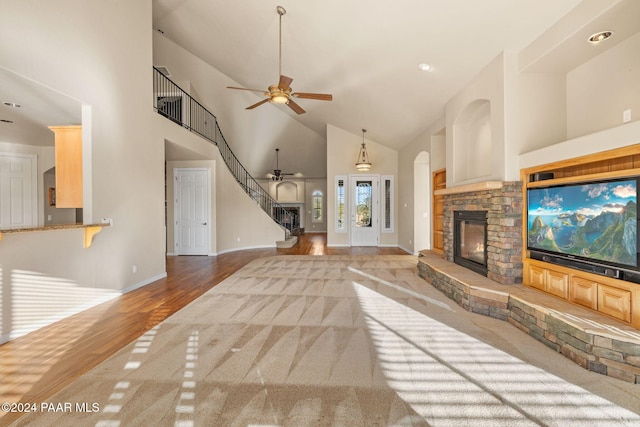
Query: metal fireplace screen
454,210,488,276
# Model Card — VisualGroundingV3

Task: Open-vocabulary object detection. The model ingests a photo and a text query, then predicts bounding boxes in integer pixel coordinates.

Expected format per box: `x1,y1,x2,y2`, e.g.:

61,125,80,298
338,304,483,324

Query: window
382,175,394,233
335,176,346,232
312,190,323,222
355,181,373,228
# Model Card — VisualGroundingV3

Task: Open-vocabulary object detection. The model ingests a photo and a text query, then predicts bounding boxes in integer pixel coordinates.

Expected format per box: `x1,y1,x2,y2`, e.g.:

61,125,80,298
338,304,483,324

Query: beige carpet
11,255,640,426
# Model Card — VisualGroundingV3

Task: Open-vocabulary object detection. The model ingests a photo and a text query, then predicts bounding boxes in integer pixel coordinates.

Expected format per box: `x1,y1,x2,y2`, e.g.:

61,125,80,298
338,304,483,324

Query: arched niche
453,99,491,183
275,180,299,202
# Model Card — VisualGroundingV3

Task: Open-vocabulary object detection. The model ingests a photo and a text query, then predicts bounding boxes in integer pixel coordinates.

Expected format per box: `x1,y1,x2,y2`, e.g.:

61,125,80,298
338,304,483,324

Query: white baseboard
120,272,168,294
215,244,275,255
168,252,218,257
398,244,415,255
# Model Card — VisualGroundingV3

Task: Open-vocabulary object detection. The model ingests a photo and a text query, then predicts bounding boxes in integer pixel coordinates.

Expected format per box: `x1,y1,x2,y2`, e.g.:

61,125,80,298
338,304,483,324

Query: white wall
327,125,398,247
445,53,506,186
160,114,284,255
504,52,567,175
567,32,640,139
152,33,326,179
397,120,445,254
0,0,166,342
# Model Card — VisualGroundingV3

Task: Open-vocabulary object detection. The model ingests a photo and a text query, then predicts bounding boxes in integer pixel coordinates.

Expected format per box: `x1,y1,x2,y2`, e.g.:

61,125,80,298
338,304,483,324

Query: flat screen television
527,176,639,279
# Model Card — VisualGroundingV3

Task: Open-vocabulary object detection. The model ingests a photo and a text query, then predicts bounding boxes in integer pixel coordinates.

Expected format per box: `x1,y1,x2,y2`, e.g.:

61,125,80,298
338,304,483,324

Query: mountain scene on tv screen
528,180,638,267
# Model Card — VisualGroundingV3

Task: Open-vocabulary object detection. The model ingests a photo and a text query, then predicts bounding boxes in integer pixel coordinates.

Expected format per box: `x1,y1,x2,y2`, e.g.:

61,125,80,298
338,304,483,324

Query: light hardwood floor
0,233,408,426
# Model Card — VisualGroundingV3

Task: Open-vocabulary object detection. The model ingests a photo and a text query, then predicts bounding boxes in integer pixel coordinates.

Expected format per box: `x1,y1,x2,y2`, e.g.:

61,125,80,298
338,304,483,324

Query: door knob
202,222,207,225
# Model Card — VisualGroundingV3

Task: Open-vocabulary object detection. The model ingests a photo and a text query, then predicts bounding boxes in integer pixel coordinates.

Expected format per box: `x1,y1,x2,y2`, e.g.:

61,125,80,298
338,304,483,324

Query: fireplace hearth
454,210,488,276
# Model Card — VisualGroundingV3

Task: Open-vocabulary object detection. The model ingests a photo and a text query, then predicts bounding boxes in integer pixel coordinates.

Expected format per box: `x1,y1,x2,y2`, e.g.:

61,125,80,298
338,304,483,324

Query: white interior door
174,168,210,255
0,153,37,229
350,175,379,246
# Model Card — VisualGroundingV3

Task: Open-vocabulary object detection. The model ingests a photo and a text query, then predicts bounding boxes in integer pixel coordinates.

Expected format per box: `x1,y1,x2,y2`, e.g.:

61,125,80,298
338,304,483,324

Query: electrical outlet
132,265,138,274
102,217,113,226
623,109,631,123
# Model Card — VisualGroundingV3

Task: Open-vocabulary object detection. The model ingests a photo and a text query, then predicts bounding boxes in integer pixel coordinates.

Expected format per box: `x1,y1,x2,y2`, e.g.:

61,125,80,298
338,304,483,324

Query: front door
174,168,210,255
350,175,379,246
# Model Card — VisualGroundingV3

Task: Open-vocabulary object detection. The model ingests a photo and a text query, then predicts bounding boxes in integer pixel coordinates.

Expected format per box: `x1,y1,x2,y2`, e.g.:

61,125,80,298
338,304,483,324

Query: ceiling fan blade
278,75,293,91
246,98,270,110
227,86,266,93
293,92,333,101
287,99,306,114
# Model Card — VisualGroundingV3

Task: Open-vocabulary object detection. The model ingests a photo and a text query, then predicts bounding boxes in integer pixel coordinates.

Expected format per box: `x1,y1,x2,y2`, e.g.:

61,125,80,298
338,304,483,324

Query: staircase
153,67,300,242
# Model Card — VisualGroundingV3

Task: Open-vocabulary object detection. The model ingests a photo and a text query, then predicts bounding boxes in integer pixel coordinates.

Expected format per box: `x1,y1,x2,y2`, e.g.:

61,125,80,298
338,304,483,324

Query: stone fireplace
438,181,523,285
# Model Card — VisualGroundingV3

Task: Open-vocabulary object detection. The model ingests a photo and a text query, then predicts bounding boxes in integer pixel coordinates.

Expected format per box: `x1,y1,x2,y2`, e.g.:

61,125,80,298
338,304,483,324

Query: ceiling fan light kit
227,6,333,114
355,129,372,172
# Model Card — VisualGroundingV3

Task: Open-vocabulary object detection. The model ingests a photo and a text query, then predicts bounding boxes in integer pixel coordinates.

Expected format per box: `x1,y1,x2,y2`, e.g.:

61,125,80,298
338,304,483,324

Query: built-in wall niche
521,144,640,327
453,99,492,183
274,180,300,202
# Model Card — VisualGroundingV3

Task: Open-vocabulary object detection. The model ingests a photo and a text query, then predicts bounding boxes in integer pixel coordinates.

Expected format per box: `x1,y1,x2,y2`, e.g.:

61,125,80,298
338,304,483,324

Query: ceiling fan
270,148,294,181
227,5,333,114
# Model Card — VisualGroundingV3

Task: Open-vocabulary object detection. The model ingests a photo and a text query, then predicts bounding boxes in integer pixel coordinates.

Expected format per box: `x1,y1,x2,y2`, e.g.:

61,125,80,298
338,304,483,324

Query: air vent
155,66,171,77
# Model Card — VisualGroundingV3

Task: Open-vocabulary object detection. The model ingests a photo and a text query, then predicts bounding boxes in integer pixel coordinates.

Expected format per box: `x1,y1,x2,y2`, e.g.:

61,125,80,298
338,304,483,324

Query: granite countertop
0,223,108,234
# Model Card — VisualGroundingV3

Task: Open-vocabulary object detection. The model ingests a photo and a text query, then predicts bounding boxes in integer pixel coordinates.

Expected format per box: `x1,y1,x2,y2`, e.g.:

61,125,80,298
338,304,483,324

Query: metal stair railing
153,67,300,236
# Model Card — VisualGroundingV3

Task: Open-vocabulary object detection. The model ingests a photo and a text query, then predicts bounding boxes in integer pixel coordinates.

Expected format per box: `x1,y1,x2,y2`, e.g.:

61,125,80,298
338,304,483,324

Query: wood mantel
434,181,503,196
0,223,109,248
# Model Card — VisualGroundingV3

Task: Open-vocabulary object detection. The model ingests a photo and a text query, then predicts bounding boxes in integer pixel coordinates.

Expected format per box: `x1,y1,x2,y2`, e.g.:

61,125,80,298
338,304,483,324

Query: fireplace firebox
454,210,488,276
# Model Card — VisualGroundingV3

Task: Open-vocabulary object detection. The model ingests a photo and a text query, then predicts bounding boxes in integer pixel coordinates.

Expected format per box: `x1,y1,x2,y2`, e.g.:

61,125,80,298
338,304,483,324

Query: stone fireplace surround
438,181,523,285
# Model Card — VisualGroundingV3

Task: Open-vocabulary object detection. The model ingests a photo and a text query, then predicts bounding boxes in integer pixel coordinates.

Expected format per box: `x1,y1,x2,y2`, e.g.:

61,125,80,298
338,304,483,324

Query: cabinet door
546,269,569,298
528,264,546,291
570,276,597,309
50,126,82,208
598,284,631,322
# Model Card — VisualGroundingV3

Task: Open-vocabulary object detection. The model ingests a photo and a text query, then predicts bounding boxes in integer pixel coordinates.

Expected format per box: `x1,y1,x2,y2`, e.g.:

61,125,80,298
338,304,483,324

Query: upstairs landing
418,250,640,384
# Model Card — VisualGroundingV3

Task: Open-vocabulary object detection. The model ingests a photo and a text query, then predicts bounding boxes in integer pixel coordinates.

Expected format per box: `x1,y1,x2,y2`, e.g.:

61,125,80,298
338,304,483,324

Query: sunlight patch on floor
352,281,640,426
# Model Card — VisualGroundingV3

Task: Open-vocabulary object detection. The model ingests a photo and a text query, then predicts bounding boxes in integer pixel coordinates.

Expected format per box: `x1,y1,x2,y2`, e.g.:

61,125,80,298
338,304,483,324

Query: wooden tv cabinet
521,145,640,328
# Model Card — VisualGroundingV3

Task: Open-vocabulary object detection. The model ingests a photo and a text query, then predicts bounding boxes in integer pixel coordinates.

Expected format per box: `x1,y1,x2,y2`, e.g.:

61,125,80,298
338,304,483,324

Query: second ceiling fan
227,6,333,114
270,148,294,181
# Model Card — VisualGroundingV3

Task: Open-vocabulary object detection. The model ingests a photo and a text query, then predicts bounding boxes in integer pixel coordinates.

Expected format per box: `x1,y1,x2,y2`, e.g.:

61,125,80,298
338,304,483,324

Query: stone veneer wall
443,181,523,285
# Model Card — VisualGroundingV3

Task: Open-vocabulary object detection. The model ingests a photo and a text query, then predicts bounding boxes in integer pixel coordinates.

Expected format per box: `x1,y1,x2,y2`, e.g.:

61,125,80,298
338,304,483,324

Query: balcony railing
153,67,299,235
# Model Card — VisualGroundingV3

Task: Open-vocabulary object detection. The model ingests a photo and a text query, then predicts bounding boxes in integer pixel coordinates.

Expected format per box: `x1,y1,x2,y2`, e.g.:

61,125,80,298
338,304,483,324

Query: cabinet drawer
598,284,631,322
546,269,569,298
570,276,597,310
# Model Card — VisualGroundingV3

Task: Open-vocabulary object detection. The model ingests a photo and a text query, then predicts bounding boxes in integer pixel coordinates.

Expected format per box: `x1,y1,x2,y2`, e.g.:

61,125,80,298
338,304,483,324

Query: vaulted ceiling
2,1,636,181
152,0,589,150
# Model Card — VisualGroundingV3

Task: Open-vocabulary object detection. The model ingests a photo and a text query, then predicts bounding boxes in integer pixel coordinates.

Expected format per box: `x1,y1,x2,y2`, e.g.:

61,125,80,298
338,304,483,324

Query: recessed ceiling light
588,31,613,44
3,101,21,108
418,63,432,72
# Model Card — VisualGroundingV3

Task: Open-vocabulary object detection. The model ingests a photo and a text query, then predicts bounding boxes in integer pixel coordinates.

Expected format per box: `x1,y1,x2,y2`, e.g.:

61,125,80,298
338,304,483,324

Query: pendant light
355,128,372,172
